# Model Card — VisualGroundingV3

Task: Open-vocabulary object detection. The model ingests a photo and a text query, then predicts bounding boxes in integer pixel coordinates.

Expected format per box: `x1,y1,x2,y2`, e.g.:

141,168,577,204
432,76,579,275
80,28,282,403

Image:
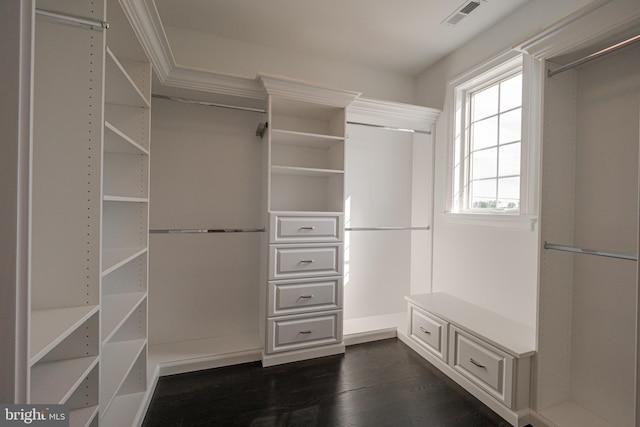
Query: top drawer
270,212,343,243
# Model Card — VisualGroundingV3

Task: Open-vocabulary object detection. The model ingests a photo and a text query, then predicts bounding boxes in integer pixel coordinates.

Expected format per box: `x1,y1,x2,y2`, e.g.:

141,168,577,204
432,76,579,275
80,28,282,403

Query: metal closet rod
346,226,430,231
544,241,637,261
152,95,431,134
150,228,265,234
547,34,640,78
35,8,109,30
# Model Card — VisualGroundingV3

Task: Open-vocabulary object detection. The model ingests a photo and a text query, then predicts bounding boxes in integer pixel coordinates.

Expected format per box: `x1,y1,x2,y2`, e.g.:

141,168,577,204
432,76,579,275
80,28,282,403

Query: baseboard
261,343,346,367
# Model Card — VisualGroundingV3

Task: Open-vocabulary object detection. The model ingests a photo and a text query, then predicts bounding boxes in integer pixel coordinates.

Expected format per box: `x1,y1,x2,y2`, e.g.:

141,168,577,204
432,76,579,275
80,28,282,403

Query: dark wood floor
142,338,514,426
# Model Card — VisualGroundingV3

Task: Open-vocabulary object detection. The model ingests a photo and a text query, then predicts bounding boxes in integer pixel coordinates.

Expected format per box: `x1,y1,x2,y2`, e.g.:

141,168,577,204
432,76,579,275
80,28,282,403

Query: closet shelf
101,293,147,344
103,195,149,203
100,391,145,427
69,405,99,427
539,401,615,427
105,47,150,109
102,247,148,277
271,165,344,177
30,356,99,404
104,121,149,155
101,339,146,416
30,305,99,365
271,129,344,148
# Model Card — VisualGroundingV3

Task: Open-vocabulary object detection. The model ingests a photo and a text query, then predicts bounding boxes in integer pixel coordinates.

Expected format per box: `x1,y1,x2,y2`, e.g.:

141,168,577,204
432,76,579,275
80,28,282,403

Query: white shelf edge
69,405,99,427
101,293,147,344
105,47,150,109
103,195,149,203
30,305,100,365
271,128,344,141
104,121,149,155
271,165,345,177
102,247,148,277
101,339,146,417
30,356,99,405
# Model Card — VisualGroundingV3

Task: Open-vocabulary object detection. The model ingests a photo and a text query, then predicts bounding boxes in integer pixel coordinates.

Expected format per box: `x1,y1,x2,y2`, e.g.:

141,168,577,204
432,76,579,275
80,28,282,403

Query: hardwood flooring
142,338,515,426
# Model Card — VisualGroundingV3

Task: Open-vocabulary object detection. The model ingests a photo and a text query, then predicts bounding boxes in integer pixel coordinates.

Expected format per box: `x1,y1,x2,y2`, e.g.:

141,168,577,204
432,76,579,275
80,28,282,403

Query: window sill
441,212,538,231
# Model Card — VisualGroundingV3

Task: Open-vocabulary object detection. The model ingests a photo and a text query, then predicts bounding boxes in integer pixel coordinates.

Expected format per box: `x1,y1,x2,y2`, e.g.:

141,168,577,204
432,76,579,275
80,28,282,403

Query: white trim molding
259,73,361,107
348,98,440,132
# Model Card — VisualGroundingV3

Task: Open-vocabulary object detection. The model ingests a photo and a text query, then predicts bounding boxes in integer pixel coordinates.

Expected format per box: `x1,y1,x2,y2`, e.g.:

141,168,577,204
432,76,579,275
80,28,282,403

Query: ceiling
154,0,530,77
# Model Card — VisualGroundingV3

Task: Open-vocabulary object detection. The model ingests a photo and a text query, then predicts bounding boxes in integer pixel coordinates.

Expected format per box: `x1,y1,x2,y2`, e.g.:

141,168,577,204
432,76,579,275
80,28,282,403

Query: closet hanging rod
35,9,109,30
345,226,430,231
152,94,267,113
547,34,640,78
347,121,432,135
150,228,265,234
544,242,637,261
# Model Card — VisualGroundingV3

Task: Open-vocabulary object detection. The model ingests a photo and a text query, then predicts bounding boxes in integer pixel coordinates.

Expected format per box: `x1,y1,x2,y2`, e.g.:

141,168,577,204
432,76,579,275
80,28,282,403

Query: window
445,52,539,229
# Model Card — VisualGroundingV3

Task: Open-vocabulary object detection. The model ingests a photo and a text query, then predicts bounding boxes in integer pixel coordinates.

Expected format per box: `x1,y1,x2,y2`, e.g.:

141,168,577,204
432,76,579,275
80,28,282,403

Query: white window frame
443,51,541,230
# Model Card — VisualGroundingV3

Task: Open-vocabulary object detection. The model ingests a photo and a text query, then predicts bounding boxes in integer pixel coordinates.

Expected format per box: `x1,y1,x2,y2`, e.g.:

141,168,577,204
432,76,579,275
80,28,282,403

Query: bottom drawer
449,326,514,406
409,304,447,361
267,311,342,354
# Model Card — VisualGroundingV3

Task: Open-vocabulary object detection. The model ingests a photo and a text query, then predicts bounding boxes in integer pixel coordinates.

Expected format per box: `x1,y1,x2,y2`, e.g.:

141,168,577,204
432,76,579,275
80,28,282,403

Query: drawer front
267,311,342,353
268,277,343,316
409,305,447,361
269,244,343,280
449,326,514,406
270,213,343,243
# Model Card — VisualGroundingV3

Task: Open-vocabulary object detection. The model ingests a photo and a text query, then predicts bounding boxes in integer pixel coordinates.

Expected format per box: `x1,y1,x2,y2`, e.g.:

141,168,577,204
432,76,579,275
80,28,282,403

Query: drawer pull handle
300,259,314,263
470,358,486,369
299,295,314,299
419,327,431,335
299,330,313,335
300,226,316,230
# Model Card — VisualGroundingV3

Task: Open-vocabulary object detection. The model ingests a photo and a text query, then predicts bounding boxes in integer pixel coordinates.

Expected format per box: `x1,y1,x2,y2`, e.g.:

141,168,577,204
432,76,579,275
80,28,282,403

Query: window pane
472,147,497,180
500,74,522,112
498,176,520,209
471,116,498,150
471,179,496,209
499,108,521,144
499,142,521,177
472,84,498,120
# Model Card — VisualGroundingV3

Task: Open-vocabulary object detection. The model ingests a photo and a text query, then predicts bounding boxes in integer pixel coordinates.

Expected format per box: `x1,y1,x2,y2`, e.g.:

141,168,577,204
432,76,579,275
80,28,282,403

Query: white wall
164,25,418,105
416,0,595,328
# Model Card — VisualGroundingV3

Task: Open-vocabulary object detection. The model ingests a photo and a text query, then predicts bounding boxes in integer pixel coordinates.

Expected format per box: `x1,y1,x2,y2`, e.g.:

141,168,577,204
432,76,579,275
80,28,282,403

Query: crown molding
166,67,266,100
348,98,440,132
516,0,640,60
258,74,361,107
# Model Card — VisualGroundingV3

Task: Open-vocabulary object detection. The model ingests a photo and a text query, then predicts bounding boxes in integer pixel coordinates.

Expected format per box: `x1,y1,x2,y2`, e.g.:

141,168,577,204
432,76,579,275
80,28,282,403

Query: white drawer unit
268,277,343,316
403,293,534,427
267,311,342,353
269,243,343,280
270,212,343,243
449,325,514,407
409,305,447,362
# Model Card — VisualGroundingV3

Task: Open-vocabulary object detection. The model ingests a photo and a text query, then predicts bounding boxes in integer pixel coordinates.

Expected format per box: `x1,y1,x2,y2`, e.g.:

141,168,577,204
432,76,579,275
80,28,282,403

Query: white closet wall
537,43,639,427
344,124,433,323
148,98,263,359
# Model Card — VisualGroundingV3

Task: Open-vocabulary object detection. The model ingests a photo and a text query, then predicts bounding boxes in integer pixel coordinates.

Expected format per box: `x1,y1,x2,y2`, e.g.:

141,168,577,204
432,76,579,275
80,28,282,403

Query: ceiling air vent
442,0,485,26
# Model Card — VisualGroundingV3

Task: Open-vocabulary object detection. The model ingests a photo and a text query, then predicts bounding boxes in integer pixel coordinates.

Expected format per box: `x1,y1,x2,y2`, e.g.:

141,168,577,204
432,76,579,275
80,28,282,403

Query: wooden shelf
105,47,149,108
30,356,99,404
101,339,146,414
271,129,344,148
271,165,344,177
102,247,148,276
69,405,99,427
102,293,147,344
104,121,149,155
30,306,99,365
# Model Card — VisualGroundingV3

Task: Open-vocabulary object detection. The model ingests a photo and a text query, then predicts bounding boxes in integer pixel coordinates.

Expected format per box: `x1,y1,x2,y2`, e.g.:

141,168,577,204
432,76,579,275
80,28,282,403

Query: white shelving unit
29,0,151,425
100,0,151,425
259,76,359,366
